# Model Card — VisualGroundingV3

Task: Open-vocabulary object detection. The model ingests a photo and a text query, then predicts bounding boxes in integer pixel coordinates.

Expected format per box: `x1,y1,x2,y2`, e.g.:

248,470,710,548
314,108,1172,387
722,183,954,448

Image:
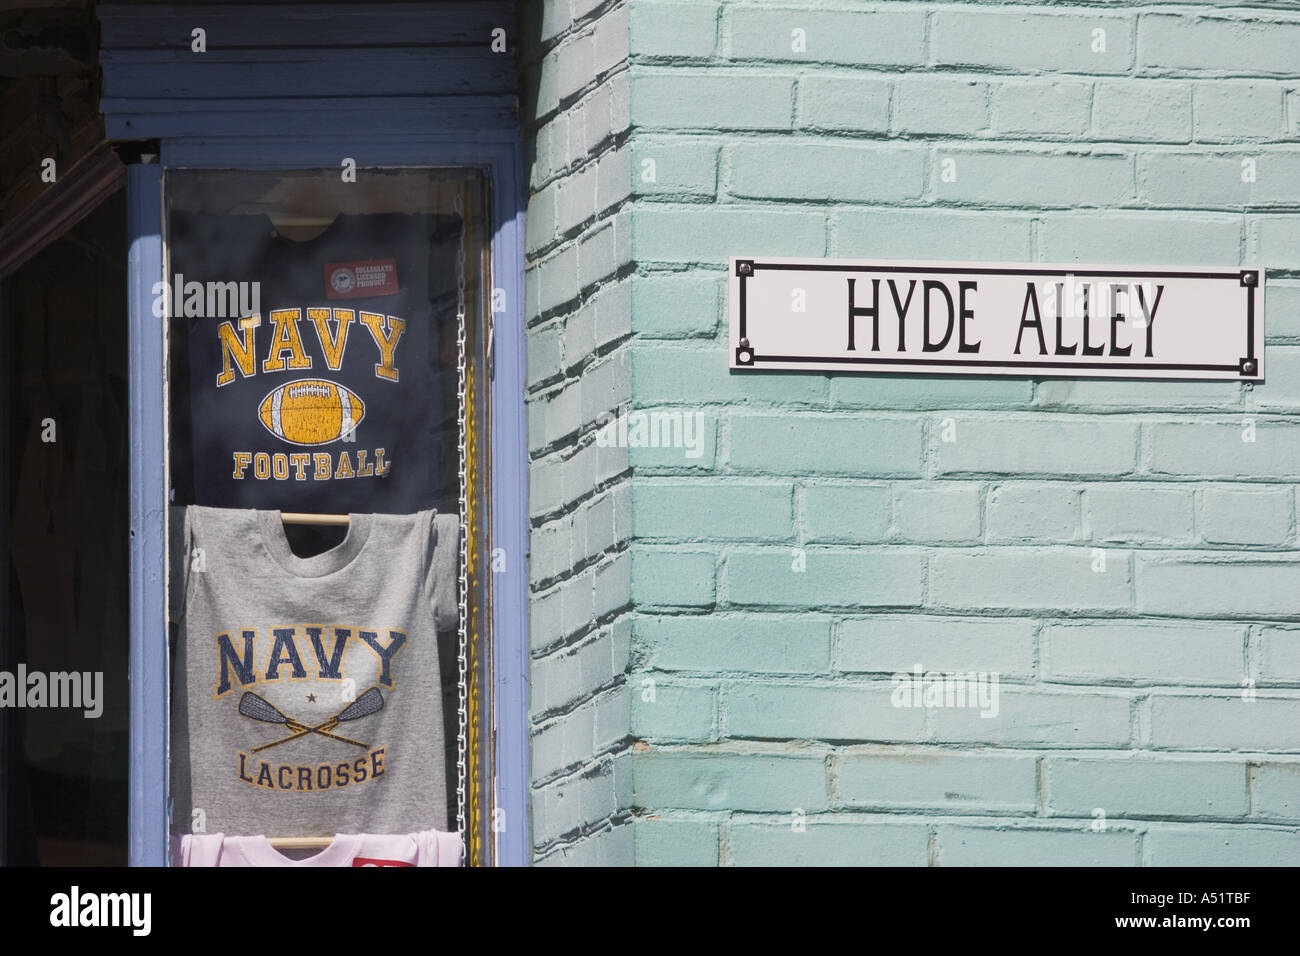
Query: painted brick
893,484,982,543
992,80,1091,137
930,689,1133,748
1200,485,1292,546
931,548,1132,612
729,415,924,477
837,616,1036,678
1038,211,1241,268
631,547,715,607
1139,15,1300,76
932,11,1134,74
1046,756,1248,817
1151,696,1300,751
1147,421,1300,479
1085,484,1195,543
536,243,580,315
1033,376,1243,412
1138,557,1300,618
834,208,1033,262
838,750,1037,812
937,825,1138,866
579,220,618,289
1260,627,1300,683
934,417,1138,477
1139,152,1300,208
557,300,592,374
632,681,716,740
803,482,890,543
829,372,1034,410
593,553,630,621
1042,621,1245,685
724,8,926,66
634,613,833,675
725,683,926,742
725,549,925,609
729,820,930,866
1092,81,1192,143
633,817,720,866
893,77,989,135
596,144,632,212
796,75,890,132
1196,82,1288,142
1251,347,1300,410
632,751,829,811
633,205,825,262
987,483,1080,542
633,346,828,405
1252,763,1300,821
528,322,564,388
632,479,794,540
631,136,718,199
629,1,717,58
533,759,621,845
934,150,1134,208
728,141,926,203
535,824,635,867
627,410,717,471
1253,215,1300,270
631,272,720,338
1146,825,1300,866
631,70,793,130
593,3,630,77
594,278,632,350
556,164,599,235
531,627,620,716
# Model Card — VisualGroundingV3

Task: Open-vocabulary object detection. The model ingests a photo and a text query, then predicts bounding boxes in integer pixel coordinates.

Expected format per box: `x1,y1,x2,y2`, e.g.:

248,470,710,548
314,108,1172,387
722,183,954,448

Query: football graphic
258,378,365,446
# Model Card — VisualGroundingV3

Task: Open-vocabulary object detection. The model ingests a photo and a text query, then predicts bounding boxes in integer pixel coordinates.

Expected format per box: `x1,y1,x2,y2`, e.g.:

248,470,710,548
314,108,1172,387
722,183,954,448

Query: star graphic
306,693,317,703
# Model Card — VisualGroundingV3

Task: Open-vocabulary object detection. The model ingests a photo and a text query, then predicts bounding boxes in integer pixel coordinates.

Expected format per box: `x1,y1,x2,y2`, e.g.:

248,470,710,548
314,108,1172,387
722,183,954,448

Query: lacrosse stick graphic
245,687,385,753
239,691,371,751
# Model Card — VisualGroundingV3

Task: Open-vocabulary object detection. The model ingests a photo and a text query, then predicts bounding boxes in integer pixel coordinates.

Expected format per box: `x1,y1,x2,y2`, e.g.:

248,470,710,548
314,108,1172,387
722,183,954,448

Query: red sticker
325,259,399,299
352,857,415,867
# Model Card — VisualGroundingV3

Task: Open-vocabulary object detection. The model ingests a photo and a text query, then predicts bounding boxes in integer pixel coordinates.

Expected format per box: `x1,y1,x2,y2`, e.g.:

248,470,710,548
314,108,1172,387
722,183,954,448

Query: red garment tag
352,857,415,867
325,259,399,299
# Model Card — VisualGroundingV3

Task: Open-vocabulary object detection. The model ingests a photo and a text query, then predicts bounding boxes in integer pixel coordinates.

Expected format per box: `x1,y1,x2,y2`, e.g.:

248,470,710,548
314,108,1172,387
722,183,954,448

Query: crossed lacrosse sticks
239,687,385,753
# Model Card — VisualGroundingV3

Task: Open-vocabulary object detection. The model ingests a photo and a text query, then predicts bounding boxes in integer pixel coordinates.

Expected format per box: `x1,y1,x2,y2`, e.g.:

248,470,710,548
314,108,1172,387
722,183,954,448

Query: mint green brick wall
522,0,635,865
613,0,1300,868
524,0,1300,866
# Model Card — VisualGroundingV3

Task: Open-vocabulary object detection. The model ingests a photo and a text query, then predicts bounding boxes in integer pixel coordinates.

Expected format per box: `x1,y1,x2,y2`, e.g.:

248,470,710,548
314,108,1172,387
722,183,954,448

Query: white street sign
729,257,1264,381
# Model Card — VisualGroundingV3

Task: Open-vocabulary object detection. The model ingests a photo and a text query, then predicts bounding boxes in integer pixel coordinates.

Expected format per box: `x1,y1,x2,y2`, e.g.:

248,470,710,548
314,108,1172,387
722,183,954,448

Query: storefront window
162,168,492,864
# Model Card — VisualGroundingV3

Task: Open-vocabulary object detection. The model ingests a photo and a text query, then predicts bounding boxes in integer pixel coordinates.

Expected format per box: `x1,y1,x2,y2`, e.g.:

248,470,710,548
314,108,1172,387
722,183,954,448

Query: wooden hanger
280,512,349,527
267,835,335,850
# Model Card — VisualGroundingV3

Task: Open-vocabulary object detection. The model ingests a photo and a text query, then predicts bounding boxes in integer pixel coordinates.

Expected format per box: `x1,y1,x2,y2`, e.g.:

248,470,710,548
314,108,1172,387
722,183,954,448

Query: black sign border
734,260,1261,381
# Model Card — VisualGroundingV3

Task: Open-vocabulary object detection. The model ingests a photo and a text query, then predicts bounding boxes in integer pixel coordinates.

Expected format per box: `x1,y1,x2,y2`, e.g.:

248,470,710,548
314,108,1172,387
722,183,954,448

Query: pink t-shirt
179,830,461,867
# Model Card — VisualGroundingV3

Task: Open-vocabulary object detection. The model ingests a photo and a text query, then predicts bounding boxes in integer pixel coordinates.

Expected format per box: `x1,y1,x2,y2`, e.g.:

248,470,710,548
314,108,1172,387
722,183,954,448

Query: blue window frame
105,2,529,867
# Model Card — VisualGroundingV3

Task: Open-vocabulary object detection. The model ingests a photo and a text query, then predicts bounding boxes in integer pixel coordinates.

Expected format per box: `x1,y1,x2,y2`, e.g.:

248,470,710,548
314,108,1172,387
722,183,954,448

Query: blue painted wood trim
487,139,531,867
126,161,168,868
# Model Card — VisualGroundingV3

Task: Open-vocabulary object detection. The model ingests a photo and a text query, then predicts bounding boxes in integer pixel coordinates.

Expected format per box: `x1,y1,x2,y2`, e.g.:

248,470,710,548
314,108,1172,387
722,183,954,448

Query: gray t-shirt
169,506,458,839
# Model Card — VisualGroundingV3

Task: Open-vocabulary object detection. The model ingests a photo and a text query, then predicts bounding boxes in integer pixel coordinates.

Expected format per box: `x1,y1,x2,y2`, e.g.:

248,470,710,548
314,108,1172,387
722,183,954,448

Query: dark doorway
1,188,129,866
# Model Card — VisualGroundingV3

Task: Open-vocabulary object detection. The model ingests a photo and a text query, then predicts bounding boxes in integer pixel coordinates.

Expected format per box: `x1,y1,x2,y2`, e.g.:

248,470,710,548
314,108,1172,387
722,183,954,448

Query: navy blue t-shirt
168,212,457,513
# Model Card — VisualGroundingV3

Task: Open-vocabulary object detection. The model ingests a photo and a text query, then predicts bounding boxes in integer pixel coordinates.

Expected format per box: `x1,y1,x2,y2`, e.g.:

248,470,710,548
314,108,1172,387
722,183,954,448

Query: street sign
729,257,1264,381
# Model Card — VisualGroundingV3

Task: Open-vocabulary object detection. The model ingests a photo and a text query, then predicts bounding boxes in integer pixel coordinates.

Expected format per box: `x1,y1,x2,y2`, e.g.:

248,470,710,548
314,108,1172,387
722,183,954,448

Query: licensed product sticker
353,857,415,867
325,259,399,299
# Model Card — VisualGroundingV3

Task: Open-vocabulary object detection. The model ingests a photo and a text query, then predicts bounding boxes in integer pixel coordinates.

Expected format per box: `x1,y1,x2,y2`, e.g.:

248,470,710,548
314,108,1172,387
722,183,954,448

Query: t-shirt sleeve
430,512,460,632
168,505,193,624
